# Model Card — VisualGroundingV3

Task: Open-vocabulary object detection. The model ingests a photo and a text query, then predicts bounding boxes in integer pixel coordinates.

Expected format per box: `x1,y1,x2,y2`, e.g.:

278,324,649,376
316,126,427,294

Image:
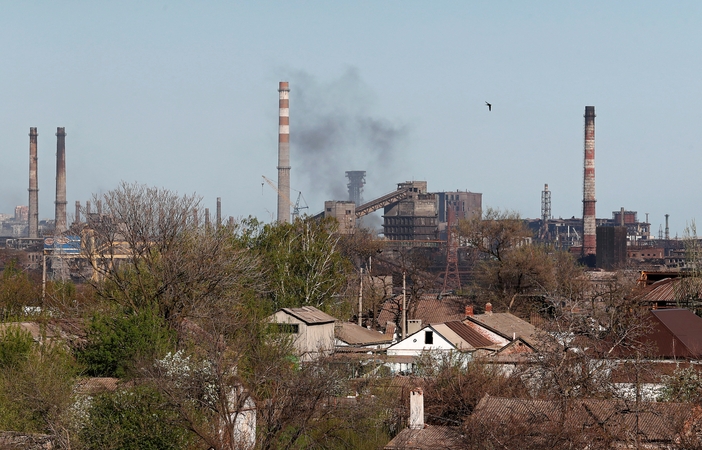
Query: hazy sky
1,1,700,236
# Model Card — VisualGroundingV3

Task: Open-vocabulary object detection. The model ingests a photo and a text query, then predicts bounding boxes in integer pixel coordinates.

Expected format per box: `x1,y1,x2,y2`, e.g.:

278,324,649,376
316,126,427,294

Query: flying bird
485,101,492,111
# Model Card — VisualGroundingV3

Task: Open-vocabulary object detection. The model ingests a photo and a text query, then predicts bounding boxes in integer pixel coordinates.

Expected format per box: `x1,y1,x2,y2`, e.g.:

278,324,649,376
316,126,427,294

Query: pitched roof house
267,306,336,361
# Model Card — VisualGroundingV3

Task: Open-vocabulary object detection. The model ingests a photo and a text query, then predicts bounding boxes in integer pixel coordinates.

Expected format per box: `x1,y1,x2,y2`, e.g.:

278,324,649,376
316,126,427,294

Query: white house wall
387,327,456,356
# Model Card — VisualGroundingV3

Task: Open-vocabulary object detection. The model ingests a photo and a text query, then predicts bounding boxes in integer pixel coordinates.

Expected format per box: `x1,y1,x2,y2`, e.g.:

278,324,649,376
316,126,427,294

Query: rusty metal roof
649,308,702,358
279,306,336,324
443,321,496,348
335,322,393,346
464,312,540,346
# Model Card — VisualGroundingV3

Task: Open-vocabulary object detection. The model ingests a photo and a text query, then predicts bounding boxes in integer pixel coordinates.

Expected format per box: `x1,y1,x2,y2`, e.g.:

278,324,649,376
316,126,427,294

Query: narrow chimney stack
465,305,474,317
205,208,210,228
485,302,493,314
409,388,424,430
582,106,596,258
75,201,81,225
277,81,291,223
216,197,222,226
54,127,67,234
28,127,39,238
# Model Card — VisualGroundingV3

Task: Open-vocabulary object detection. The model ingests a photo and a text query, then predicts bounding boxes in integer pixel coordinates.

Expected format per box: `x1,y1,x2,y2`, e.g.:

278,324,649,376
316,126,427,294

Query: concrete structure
277,81,291,224
596,226,627,270
268,306,336,361
436,190,482,223
383,181,438,240
582,106,596,259
216,197,221,226
345,170,366,205
54,127,67,234
28,127,39,238
323,201,356,234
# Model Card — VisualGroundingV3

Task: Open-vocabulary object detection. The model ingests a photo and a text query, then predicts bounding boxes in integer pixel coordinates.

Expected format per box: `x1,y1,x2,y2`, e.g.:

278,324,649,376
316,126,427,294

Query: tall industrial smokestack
28,127,39,238
216,197,222,227
54,127,67,234
75,201,81,226
277,81,291,223
582,107,596,259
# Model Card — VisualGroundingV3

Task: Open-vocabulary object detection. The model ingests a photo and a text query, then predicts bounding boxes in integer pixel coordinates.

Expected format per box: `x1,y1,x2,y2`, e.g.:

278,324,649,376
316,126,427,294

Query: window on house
269,323,299,334
425,330,433,345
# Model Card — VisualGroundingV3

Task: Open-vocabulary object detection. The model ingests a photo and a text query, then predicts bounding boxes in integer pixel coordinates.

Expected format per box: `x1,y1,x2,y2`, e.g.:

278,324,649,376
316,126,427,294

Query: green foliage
79,306,175,378
0,259,39,320
659,366,702,402
0,339,77,434
0,324,33,368
252,217,351,312
80,384,193,450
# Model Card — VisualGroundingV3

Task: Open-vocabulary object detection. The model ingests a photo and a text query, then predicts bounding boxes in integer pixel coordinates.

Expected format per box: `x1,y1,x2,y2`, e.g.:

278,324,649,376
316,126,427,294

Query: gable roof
442,321,496,349
335,322,393,346
648,308,702,358
377,294,467,330
279,306,336,325
464,312,540,346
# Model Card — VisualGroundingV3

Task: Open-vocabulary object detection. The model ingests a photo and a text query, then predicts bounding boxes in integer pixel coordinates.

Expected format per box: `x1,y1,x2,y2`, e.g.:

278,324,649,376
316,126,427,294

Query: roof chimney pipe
409,388,424,430
28,127,39,238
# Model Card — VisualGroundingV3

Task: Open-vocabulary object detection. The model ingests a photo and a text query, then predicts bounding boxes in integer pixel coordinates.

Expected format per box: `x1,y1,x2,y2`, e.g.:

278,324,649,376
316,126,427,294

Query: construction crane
261,175,308,220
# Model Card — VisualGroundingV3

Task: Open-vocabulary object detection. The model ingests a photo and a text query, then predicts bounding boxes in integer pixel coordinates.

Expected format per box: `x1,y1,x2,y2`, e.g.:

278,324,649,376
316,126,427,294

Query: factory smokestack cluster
277,81,291,223
54,127,67,234
28,127,39,238
582,106,596,258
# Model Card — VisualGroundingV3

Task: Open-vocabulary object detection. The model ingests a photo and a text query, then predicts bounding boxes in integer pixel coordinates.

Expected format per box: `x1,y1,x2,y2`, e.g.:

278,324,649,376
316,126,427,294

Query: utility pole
402,271,407,339
358,267,363,326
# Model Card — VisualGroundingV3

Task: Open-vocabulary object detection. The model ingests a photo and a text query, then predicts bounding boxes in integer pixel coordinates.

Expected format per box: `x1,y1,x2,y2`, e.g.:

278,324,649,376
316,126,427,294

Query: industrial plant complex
0,83,690,281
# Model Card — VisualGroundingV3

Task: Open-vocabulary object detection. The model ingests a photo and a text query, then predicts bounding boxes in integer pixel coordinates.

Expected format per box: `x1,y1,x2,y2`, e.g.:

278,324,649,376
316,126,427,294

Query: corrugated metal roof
472,395,693,443
280,306,336,324
650,308,702,357
464,313,539,346
443,321,496,348
335,322,393,346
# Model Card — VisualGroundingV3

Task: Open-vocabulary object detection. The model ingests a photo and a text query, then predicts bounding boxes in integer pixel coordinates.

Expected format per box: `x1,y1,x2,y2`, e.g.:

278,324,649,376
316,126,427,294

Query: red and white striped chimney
582,106,596,257
277,81,291,224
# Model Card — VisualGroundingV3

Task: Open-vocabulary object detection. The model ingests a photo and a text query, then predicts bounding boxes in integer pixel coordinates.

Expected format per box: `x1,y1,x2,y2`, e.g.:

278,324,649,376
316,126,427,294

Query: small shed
268,306,336,361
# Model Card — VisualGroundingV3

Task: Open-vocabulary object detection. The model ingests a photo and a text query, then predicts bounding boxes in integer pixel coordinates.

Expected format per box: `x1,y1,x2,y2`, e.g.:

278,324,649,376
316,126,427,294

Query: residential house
334,322,393,350
469,394,702,448
384,388,464,450
385,321,498,373
267,306,336,361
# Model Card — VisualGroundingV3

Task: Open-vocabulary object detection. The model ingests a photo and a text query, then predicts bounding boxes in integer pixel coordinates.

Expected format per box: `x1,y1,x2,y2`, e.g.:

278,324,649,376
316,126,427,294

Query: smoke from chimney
292,69,408,203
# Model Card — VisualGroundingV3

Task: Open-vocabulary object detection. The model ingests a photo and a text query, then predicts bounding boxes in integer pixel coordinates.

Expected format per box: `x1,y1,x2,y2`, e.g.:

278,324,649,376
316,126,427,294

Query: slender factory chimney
28,127,39,238
54,127,67,235
75,201,81,226
582,106,596,258
216,197,222,227
277,81,291,223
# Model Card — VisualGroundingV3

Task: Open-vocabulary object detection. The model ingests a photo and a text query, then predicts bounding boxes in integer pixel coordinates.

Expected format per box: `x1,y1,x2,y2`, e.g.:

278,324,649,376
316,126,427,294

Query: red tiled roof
384,425,464,449
471,395,695,444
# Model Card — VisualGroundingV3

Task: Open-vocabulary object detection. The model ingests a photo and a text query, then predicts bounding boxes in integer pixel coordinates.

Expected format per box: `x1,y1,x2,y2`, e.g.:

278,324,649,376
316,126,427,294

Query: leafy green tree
0,259,39,320
0,337,78,440
252,217,351,313
78,306,175,378
0,324,33,368
80,384,194,450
